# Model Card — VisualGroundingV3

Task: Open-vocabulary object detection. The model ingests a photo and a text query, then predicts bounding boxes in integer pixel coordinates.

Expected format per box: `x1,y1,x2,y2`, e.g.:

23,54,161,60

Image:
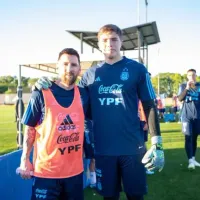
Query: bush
5,89,14,94
8,86,17,93
22,87,31,93
0,85,8,94
4,85,17,94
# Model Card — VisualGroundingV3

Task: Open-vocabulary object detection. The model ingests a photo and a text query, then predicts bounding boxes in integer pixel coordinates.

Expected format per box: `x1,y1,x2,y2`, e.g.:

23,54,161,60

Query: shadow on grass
161,129,181,133
84,148,200,200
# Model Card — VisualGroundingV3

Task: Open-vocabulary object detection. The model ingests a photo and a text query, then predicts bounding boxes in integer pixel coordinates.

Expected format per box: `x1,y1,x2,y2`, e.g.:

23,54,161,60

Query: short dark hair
98,24,123,40
58,48,80,64
187,69,196,74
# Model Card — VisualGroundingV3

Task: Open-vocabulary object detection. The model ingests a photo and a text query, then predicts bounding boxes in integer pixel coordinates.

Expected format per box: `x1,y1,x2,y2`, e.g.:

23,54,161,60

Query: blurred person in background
178,69,200,170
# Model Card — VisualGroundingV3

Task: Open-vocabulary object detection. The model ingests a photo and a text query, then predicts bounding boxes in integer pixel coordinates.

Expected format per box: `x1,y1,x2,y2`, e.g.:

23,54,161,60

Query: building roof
20,21,160,74
66,21,160,51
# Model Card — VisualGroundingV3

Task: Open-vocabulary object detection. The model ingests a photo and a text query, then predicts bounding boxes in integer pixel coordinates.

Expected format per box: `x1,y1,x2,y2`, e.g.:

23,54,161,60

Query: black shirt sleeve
142,99,161,137
83,119,94,159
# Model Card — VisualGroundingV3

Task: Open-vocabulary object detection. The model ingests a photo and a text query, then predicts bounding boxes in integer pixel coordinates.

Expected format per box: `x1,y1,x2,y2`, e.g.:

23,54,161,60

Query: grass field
1,105,200,200
0,105,18,155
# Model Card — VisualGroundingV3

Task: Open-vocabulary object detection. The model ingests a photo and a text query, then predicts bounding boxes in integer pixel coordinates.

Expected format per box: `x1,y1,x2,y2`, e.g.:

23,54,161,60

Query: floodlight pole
137,30,141,63
144,0,148,69
145,0,148,22
146,44,148,69
137,0,148,23
137,0,140,24
80,33,83,54
17,65,23,149
137,0,141,63
157,48,160,96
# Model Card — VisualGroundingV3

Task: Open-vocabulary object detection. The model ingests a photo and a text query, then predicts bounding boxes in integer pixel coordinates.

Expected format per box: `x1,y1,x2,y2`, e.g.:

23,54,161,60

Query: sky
0,0,200,78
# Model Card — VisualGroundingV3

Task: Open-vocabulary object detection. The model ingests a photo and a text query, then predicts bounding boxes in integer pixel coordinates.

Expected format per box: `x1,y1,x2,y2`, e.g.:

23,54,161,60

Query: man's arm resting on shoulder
18,126,36,179
34,76,53,90
141,99,164,172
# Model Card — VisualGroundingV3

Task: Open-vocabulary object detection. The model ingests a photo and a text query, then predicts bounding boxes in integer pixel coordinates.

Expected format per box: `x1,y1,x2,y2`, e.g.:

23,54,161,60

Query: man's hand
143,123,148,131
16,159,34,179
142,136,164,172
16,126,36,179
186,80,195,90
34,76,52,91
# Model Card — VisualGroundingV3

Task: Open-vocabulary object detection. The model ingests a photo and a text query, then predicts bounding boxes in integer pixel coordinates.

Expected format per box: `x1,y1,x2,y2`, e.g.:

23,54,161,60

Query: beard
61,72,78,86
108,55,114,60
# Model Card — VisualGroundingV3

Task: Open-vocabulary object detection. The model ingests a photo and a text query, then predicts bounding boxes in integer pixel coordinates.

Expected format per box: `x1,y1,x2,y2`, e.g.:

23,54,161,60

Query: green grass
0,105,18,155
1,105,200,199
84,123,200,200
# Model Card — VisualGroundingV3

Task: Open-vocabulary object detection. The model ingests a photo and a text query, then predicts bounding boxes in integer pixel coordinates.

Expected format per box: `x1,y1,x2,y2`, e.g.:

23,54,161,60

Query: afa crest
120,68,129,81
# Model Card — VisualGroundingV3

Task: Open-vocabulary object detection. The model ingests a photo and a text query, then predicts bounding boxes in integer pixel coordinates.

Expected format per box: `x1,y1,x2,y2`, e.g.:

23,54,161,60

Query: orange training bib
34,86,84,178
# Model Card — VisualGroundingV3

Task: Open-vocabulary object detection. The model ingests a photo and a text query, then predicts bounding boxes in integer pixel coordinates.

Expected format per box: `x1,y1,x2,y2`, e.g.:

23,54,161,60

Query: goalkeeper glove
34,76,52,91
142,136,164,172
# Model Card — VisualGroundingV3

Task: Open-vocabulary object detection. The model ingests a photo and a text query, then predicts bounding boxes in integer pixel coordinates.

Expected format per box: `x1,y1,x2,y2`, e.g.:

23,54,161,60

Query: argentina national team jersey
79,57,156,156
178,82,200,120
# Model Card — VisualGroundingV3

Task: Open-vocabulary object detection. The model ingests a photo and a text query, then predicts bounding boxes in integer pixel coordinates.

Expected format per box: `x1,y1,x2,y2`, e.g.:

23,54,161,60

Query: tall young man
78,24,164,200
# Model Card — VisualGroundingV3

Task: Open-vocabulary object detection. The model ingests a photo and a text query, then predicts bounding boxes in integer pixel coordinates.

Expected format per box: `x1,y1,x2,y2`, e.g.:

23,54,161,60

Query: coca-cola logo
57,113,79,123
57,132,79,144
98,84,123,94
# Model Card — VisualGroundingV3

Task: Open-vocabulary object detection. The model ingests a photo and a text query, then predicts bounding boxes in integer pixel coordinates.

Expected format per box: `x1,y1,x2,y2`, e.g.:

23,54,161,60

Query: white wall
0,93,31,104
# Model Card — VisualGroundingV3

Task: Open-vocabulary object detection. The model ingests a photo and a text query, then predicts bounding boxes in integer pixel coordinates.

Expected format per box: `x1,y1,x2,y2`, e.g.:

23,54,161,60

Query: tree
0,76,14,84
20,77,29,87
151,73,200,97
28,78,38,87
